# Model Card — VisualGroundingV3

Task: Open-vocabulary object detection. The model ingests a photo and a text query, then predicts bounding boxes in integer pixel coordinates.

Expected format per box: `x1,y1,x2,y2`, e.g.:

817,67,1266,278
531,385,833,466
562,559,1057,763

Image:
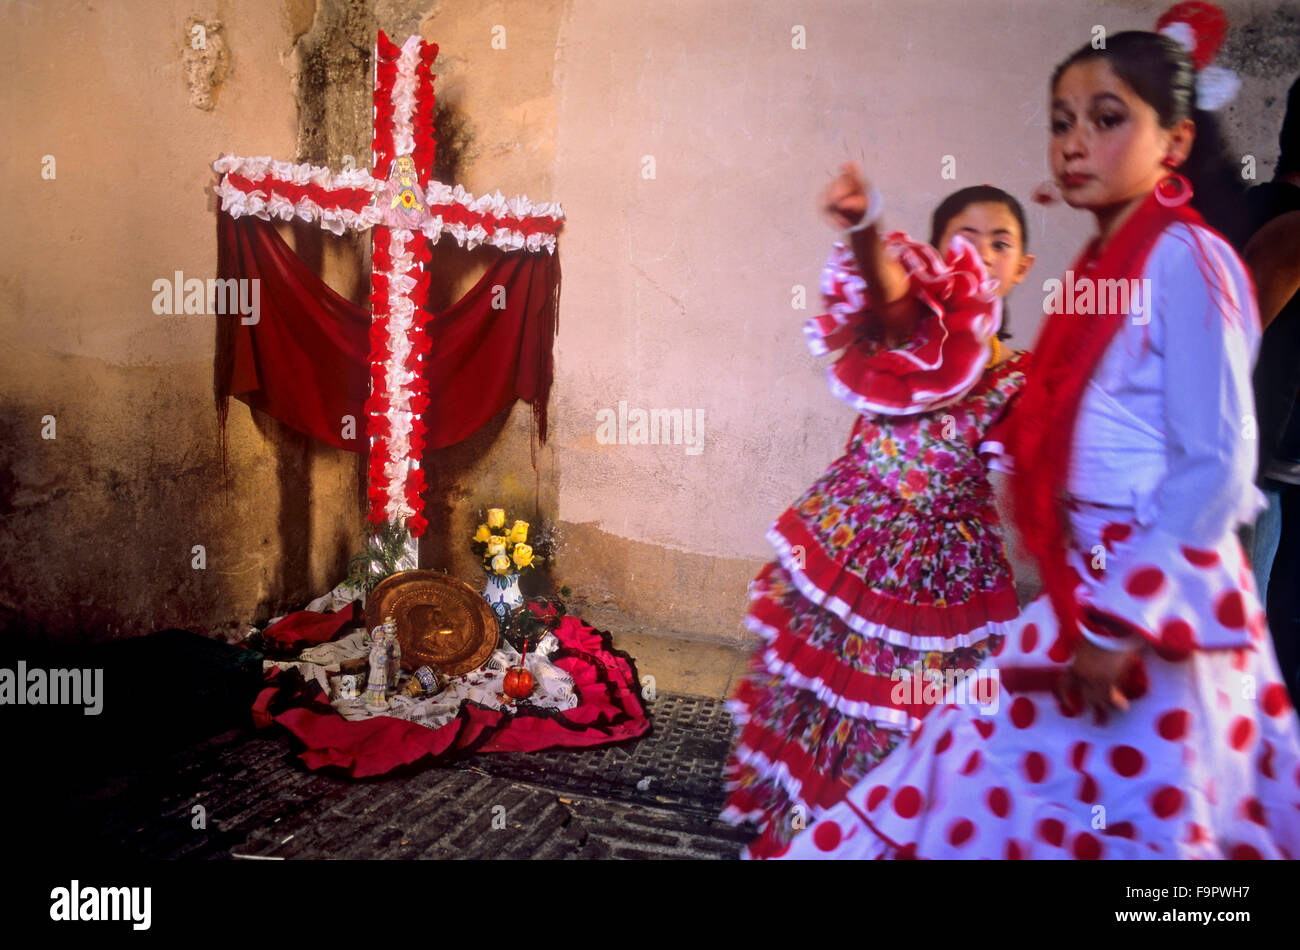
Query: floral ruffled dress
722,233,1029,858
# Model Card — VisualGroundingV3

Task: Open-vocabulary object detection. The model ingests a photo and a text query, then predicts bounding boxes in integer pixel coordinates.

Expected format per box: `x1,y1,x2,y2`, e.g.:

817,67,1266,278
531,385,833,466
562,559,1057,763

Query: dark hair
1279,74,1300,176
1050,30,1246,239
929,185,1029,250
930,185,1029,341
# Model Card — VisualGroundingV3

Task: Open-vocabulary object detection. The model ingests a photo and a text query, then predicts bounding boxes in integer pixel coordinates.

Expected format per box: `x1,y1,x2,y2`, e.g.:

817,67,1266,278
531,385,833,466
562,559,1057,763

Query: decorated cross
212,32,564,538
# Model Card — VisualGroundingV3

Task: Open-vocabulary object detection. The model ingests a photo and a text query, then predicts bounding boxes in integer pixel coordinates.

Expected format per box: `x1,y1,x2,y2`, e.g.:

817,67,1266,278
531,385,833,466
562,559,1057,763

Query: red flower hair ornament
1155,1,1240,111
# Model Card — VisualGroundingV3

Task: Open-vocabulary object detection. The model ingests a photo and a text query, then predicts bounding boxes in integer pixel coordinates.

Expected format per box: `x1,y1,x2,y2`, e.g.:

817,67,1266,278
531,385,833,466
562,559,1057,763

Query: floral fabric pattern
722,352,1029,858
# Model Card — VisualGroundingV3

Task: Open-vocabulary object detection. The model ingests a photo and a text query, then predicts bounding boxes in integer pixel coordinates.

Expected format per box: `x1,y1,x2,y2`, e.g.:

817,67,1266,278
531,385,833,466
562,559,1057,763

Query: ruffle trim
744,597,1002,723
806,232,1002,416
766,515,1020,650
1069,525,1267,656
725,724,856,817
212,154,564,252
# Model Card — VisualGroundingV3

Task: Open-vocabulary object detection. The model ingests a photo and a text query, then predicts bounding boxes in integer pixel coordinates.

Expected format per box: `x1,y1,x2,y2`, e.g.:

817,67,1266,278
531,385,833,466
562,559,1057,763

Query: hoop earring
1154,172,1193,207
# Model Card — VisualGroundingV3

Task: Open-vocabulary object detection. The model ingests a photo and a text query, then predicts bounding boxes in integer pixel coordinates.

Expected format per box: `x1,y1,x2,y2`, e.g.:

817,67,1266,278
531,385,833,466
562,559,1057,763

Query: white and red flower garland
211,32,564,539
366,33,436,536
212,155,564,251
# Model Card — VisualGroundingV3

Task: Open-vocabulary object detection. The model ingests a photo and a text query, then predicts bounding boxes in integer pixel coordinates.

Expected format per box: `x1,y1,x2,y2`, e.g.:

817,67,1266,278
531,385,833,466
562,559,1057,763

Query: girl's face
937,202,1034,299
1049,59,1194,212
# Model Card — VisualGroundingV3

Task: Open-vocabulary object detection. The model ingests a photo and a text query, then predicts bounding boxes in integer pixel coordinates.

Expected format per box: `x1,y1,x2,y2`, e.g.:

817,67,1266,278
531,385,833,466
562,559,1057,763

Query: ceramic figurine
365,616,401,708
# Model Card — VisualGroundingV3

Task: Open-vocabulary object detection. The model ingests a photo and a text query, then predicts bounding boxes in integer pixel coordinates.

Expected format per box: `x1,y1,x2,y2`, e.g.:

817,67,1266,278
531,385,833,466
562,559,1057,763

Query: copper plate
365,571,499,675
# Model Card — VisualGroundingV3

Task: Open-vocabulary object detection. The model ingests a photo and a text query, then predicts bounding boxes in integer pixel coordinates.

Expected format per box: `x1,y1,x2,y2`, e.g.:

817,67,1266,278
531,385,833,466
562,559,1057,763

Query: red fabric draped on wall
214,213,560,461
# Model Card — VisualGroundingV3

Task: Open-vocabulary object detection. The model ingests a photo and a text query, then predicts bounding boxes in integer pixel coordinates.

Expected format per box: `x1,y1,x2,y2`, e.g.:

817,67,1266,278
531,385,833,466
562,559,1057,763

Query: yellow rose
487,508,506,529
488,536,507,556
509,520,529,544
881,438,897,457
473,524,491,543
512,543,534,569
491,553,511,574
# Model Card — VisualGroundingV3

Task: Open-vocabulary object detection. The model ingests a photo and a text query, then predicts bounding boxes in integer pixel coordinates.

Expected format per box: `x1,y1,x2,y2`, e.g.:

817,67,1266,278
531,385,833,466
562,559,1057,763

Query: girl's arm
821,162,925,347
846,223,924,346
1243,210,1300,328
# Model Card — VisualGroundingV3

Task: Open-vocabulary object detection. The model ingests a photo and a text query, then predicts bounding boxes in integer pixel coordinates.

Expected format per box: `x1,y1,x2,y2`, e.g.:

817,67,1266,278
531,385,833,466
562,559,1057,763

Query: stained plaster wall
1,0,1296,647
0,0,369,642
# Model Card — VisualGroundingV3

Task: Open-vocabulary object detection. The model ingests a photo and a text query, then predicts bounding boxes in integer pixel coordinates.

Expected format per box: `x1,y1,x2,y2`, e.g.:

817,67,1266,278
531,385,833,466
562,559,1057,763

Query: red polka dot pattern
1109,745,1146,777
1102,522,1133,547
1159,619,1194,653
1021,623,1039,653
1010,696,1036,729
1157,709,1190,741
1124,566,1166,598
768,589,1300,861
1023,752,1049,784
1229,717,1256,752
1037,818,1065,848
893,786,922,819
1263,684,1291,718
1215,592,1247,629
813,820,842,851
1258,742,1276,780
1151,786,1183,819
947,818,975,847
1181,546,1219,567
1073,832,1102,860
1070,741,1090,770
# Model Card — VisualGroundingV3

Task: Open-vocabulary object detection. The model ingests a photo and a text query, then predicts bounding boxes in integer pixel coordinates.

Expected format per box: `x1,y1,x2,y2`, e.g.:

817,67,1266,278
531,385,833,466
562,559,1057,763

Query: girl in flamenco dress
780,2,1300,861
721,162,1037,859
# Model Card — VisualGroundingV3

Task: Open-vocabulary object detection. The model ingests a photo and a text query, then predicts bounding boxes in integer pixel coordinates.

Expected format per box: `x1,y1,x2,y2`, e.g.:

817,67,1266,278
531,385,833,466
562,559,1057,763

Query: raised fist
821,161,871,231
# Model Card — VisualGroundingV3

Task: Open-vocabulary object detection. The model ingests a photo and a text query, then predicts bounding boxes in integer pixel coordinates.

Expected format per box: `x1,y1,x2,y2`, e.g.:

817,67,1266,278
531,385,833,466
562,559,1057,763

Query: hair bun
1156,1,1229,71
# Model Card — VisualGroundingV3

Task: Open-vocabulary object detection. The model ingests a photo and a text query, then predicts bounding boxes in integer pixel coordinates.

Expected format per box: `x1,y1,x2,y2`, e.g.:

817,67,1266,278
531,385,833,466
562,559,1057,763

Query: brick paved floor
57,691,754,860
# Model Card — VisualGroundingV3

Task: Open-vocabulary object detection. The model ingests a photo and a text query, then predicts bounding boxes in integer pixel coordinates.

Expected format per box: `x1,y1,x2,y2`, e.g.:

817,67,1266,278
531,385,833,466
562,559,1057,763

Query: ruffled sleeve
806,232,1003,415
1074,225,1267,654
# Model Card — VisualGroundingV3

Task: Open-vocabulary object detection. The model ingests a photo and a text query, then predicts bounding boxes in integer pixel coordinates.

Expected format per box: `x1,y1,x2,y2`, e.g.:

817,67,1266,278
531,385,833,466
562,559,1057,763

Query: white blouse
1068,222,1264,541
1063,222,1265,652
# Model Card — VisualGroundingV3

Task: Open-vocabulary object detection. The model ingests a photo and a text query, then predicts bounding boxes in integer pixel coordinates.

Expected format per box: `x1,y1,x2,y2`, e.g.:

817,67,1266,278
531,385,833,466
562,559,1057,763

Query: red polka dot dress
722,234,1029,859
775,223,1300,860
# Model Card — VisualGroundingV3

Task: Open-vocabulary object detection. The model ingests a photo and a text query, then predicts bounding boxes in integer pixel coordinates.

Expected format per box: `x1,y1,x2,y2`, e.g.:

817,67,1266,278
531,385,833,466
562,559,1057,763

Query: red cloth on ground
263,609,357,651
214,213,560,455
262,614,649,777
